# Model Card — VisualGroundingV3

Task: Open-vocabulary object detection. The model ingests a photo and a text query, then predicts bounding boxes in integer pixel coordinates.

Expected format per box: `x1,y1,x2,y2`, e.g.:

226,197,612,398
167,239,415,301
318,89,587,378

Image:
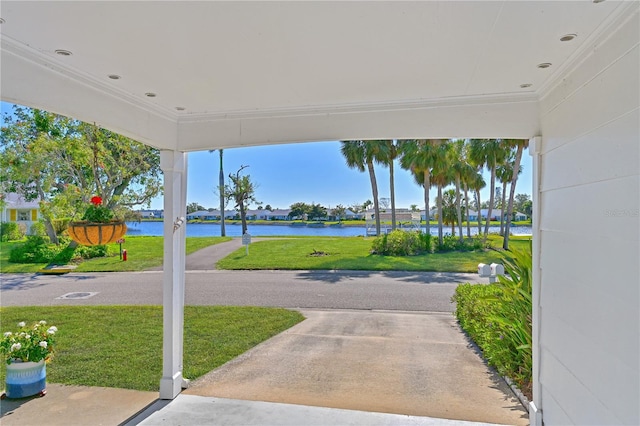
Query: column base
159,372,184,400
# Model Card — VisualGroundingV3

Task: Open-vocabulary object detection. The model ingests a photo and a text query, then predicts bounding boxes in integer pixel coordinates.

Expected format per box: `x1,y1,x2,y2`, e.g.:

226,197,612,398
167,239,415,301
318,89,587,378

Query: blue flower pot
5,360,46,398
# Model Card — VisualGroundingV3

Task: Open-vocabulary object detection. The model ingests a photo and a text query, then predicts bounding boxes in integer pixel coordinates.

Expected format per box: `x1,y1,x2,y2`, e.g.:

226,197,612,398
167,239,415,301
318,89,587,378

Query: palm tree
209,149,226,236
373,139,399,230
468,139,508,241
496,152,515,236
447,139,474,242
399,139,443,235
430,143,452,245
341,140,381,235
502,139,529,250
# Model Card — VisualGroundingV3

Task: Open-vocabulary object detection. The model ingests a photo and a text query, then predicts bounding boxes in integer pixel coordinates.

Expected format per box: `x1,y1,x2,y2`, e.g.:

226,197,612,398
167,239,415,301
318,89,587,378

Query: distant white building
1,193,41,234
140,209,164,219
266,209,292,220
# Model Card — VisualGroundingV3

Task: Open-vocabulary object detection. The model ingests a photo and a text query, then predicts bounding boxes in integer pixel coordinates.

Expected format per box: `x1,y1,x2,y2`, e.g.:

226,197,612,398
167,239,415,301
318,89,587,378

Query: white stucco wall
537,9,639,425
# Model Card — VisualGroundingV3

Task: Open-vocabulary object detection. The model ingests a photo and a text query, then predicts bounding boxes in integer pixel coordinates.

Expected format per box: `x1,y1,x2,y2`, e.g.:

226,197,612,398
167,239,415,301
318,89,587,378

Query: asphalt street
0,270,483,311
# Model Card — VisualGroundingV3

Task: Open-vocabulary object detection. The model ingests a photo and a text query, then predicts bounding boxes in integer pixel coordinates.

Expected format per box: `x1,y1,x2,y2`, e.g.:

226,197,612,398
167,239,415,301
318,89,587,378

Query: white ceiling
0,1,635,151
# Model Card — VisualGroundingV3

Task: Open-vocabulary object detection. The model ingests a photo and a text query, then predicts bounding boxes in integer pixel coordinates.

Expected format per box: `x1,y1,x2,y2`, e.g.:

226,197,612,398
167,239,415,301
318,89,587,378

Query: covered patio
1,2,638,424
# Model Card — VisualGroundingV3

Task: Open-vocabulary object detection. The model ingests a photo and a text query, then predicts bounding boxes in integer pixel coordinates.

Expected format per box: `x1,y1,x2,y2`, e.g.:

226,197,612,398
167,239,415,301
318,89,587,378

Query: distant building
1,193,41,234
140,209,164,219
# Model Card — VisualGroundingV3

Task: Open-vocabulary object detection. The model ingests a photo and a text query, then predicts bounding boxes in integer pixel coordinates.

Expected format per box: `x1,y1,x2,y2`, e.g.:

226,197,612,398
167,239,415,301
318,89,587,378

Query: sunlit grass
217,235,531,273
0,236,231,273
0,306,304,391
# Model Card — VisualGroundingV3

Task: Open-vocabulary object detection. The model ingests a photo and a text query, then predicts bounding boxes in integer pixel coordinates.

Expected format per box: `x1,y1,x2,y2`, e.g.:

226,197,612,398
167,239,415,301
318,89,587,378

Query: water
125,221,532,237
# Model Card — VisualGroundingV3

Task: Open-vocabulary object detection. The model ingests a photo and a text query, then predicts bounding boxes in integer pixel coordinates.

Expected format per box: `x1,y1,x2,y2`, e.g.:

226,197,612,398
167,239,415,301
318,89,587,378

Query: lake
125,221,532,238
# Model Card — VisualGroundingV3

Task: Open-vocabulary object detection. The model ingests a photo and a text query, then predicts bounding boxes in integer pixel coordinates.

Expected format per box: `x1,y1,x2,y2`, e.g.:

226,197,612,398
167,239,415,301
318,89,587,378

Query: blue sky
2,102,531,211
167,141,532,212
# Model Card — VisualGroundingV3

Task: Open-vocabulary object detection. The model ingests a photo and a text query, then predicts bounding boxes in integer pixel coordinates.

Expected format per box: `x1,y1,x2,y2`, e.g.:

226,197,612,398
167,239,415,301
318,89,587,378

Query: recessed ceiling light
520,83,532,88
145,92,157,98
175,107,186,111
560,34,577,42
54,49,73,56
537,63,552,69
108,74,121,80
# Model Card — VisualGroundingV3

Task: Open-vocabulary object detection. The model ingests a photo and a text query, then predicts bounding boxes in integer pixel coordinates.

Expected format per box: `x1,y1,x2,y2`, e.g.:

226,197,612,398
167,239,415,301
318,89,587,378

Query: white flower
4,332,12,337
25,334,31,339
39,341,48,348
18,322,26,327
11,343,21,351
39,320,47,325
47,326,57,334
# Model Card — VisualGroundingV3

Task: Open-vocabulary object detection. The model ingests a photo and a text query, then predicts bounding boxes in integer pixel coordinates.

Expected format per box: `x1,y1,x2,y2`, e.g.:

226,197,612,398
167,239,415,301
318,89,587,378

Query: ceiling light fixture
537,63,552,69
560,34,577,42
593,0,605,3
520,83,532,88
0,18,5,24
108,74,121,80
145,92,157,98
54,49,73,56
175,107,186,111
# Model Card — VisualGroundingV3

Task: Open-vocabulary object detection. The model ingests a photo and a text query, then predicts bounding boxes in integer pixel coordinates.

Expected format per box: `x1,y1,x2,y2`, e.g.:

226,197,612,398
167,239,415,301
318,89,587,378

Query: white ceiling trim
1,36,177,123
178,92,540,123
538,1,639,100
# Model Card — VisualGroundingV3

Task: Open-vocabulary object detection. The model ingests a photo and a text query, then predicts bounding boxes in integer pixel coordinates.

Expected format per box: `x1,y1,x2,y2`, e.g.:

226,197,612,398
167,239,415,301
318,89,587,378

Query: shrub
435,235,486,252
452,247,532,398
370,230,429,256
30,221,47,237
9,236,62,263
0,222,25,242
74,244,111,259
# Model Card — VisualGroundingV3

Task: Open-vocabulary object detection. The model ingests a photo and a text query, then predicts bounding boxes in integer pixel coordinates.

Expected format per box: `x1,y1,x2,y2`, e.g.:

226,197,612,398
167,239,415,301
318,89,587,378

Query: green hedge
370,230,431,256
0,222,25,242
9,236,112,264
452,247,532,398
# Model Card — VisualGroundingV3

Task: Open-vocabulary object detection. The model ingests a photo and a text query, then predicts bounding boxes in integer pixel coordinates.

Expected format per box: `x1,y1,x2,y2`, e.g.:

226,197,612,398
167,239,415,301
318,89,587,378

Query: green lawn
0,306,304,391
0,236,231,273
2,234,531,274
217,235,532,273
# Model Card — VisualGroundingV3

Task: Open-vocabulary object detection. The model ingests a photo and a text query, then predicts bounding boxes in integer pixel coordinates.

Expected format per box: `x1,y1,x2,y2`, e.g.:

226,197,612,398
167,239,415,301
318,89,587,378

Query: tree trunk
367,160,381,235
475,189,482,236
423,170,431,235
239,201,247,235
455,176,463,242
464,184,471,238
503,144,525,250
437,185,444,245
484,167,496,241
499,181,507,236
390,159,396,231
36,186,59,245
219,150,226,237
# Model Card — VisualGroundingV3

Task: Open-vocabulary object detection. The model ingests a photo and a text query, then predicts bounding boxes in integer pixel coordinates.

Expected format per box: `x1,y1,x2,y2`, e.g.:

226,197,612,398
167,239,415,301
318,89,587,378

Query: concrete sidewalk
130,395,510,426
149,237,245,271
181,309,528,425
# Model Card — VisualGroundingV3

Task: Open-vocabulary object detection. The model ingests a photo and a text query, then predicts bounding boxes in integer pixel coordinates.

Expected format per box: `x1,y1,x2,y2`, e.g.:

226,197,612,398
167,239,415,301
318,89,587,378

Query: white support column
529,136,543,426
159,150,189,400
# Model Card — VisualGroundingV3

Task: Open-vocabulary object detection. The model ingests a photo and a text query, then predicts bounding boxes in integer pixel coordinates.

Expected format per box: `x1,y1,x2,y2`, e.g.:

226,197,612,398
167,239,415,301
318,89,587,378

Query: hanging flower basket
68,221,127,246
67,195,127,246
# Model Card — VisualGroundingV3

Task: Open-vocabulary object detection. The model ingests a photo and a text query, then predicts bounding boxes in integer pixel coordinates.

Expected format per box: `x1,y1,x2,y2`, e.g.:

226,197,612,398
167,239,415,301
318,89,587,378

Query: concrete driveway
185,309,528,425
